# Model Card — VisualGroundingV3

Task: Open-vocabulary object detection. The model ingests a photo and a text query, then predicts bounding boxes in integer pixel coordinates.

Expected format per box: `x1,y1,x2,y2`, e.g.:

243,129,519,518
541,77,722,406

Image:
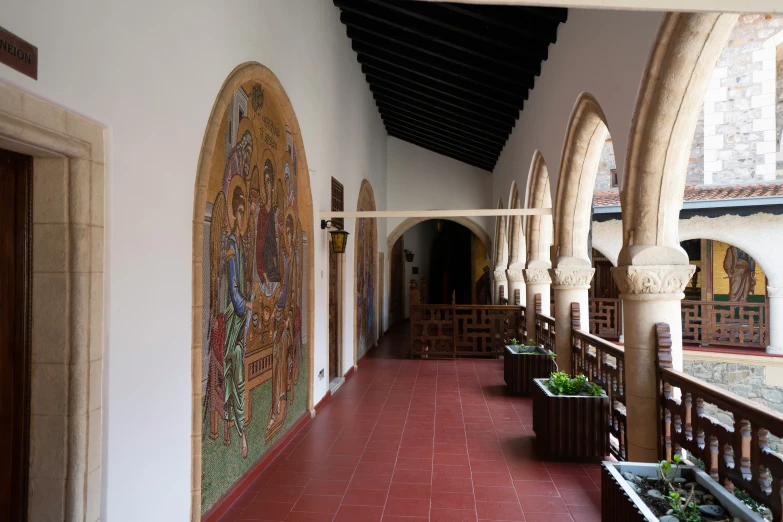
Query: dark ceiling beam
353,40,531,98
378,107,506,149
358,0,557,46
515,5,569,23
357,54,526,108
337,9,543,76
367,76,518,127
436,3,561,42
363,67,520,118
382,117,500,162
388,129,495,171
371,89,512,138
347,29,534,89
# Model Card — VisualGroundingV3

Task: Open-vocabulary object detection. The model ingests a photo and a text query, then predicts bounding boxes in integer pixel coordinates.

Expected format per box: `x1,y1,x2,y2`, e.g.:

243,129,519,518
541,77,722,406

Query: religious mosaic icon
201,79,307,513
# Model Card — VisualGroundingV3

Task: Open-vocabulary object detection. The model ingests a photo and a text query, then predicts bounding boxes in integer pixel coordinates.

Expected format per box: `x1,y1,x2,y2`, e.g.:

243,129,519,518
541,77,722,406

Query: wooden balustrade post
525,269,551,344
570,303,581,378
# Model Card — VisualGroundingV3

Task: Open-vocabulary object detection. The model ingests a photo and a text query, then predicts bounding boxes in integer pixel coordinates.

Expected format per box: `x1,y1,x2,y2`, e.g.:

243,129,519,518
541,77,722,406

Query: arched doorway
192,62,315,518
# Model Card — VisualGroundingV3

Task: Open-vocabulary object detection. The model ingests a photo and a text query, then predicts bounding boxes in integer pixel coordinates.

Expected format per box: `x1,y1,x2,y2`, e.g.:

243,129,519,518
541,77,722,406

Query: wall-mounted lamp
321,219,349,254
405,249,414,262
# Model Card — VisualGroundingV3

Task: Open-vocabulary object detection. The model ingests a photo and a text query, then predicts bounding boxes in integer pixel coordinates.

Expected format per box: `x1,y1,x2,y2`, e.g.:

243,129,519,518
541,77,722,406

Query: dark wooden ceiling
334,0,567,172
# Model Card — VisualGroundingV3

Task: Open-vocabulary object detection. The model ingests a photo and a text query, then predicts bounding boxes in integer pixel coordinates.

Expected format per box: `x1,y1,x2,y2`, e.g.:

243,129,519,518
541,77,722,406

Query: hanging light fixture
435,219,442,232
321,219,349,254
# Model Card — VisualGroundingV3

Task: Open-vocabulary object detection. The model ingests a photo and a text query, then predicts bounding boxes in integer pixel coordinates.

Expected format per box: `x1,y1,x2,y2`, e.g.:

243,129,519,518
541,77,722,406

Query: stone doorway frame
0,82,105,521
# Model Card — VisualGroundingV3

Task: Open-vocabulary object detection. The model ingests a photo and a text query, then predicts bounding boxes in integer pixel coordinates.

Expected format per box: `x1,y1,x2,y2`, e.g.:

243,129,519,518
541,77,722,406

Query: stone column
493,269,507,305
767,286,783,354
506,267,526,307
549,267,593,374
612,264,695,462
524,268,551,341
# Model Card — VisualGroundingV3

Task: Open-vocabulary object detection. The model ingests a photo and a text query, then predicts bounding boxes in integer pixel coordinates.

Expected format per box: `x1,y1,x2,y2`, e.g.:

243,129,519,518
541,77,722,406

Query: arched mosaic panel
194,63,314,515
355,180,377,360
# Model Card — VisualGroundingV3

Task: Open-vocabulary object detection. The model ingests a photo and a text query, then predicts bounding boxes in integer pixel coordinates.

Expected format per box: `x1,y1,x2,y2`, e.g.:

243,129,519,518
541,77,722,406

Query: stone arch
386,216,491,254
507,181,524,268
492,199,509,303
553,92,610,268
525,150,553,269
354,179,378,362
619,13,738,267
192,62,315,518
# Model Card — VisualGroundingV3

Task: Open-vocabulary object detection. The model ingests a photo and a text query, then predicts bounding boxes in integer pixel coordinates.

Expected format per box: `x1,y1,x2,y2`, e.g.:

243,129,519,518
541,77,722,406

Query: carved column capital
549,267,594,289
492,269,507,282
611,264,696,299
506,268,525,282
523,268,552,285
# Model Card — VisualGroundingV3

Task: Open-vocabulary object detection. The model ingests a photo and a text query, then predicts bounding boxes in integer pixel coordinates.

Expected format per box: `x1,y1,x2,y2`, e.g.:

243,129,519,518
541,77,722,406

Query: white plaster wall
492,9,663,215
0,0,387,519
402,221,436,317
386,137,493,236
592,213,783,286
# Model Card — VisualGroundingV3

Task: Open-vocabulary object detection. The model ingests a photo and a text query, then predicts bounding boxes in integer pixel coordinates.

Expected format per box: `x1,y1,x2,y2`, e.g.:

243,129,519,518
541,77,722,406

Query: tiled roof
593,183,783,207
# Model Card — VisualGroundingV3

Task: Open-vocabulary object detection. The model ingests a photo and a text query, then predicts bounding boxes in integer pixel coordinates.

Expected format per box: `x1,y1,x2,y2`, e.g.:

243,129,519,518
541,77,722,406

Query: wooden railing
571,303,628,461
657,322,783,520
409,304,524,358
587,298,623,339
681,300,769,349
534,294,556,355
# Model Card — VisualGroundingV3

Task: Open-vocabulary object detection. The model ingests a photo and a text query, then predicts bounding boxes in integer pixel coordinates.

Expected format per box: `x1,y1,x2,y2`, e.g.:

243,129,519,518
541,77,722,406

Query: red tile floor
217,325,602,522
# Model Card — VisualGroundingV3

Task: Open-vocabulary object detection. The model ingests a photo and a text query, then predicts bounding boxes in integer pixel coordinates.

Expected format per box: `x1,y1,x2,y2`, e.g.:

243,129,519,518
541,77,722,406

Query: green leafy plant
509,338,522,346
545,372,603,396
658,455,700,522
734,488,768,516
549,351,559,372
528,338,536,346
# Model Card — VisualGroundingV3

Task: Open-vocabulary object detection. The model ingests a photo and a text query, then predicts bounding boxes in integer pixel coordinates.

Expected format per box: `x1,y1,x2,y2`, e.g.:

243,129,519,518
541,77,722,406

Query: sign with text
0,26,37,80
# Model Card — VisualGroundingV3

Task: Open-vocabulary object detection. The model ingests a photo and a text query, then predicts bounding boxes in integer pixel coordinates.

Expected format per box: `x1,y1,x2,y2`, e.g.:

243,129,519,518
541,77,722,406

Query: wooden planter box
532,378,610,461
601,461,766,522
504,345,554,396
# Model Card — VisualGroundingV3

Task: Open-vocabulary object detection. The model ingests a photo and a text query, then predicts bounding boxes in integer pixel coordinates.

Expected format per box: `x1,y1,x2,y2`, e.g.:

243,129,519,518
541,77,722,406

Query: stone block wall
683,357,783,450
593,138,617,191
594,14,783,194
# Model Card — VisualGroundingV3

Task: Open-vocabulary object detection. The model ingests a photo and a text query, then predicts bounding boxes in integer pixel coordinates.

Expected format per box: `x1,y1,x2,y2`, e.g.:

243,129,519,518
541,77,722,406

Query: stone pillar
767,286,783,354
524,268,551,342
612,264,695,462
506,268,526,309
549,267,593,374
493,269,507,305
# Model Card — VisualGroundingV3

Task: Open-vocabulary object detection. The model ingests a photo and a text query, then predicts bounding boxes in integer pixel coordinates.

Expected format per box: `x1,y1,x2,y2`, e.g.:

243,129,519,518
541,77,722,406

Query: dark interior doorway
0,148,32,522
429,221,472,304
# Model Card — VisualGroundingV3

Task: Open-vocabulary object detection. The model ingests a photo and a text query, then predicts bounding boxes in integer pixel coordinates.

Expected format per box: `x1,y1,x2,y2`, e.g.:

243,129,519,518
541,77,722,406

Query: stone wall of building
594,137,617,191
594,14,783,194
701,14,783,185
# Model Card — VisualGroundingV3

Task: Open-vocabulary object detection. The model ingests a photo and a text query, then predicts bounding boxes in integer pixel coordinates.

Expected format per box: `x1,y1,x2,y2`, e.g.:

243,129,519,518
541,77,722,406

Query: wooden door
389,238,403,326
0,149,32,522
328,244,340,381
328,177,343,381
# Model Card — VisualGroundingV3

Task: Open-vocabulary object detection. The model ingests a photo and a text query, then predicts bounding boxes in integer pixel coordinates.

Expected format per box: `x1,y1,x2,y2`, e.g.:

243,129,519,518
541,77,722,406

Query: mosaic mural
200,78,308,513
355,181,377,360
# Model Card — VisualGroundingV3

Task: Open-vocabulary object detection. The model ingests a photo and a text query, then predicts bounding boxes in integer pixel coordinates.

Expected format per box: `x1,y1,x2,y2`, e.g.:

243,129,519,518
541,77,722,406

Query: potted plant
532,372,610,461
504,338,555,396
602,455,769,521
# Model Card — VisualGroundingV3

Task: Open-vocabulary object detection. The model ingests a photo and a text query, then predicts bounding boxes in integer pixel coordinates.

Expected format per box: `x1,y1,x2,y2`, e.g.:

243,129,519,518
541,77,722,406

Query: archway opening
679,238,768,350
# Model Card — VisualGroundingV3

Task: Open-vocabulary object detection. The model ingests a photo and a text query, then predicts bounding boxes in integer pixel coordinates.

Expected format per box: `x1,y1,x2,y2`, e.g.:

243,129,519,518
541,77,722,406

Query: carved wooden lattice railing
681,300,769,349
534,293,556,355
571,303,628,461
587,297,623,339
656,322,783,520
410,304,524,358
